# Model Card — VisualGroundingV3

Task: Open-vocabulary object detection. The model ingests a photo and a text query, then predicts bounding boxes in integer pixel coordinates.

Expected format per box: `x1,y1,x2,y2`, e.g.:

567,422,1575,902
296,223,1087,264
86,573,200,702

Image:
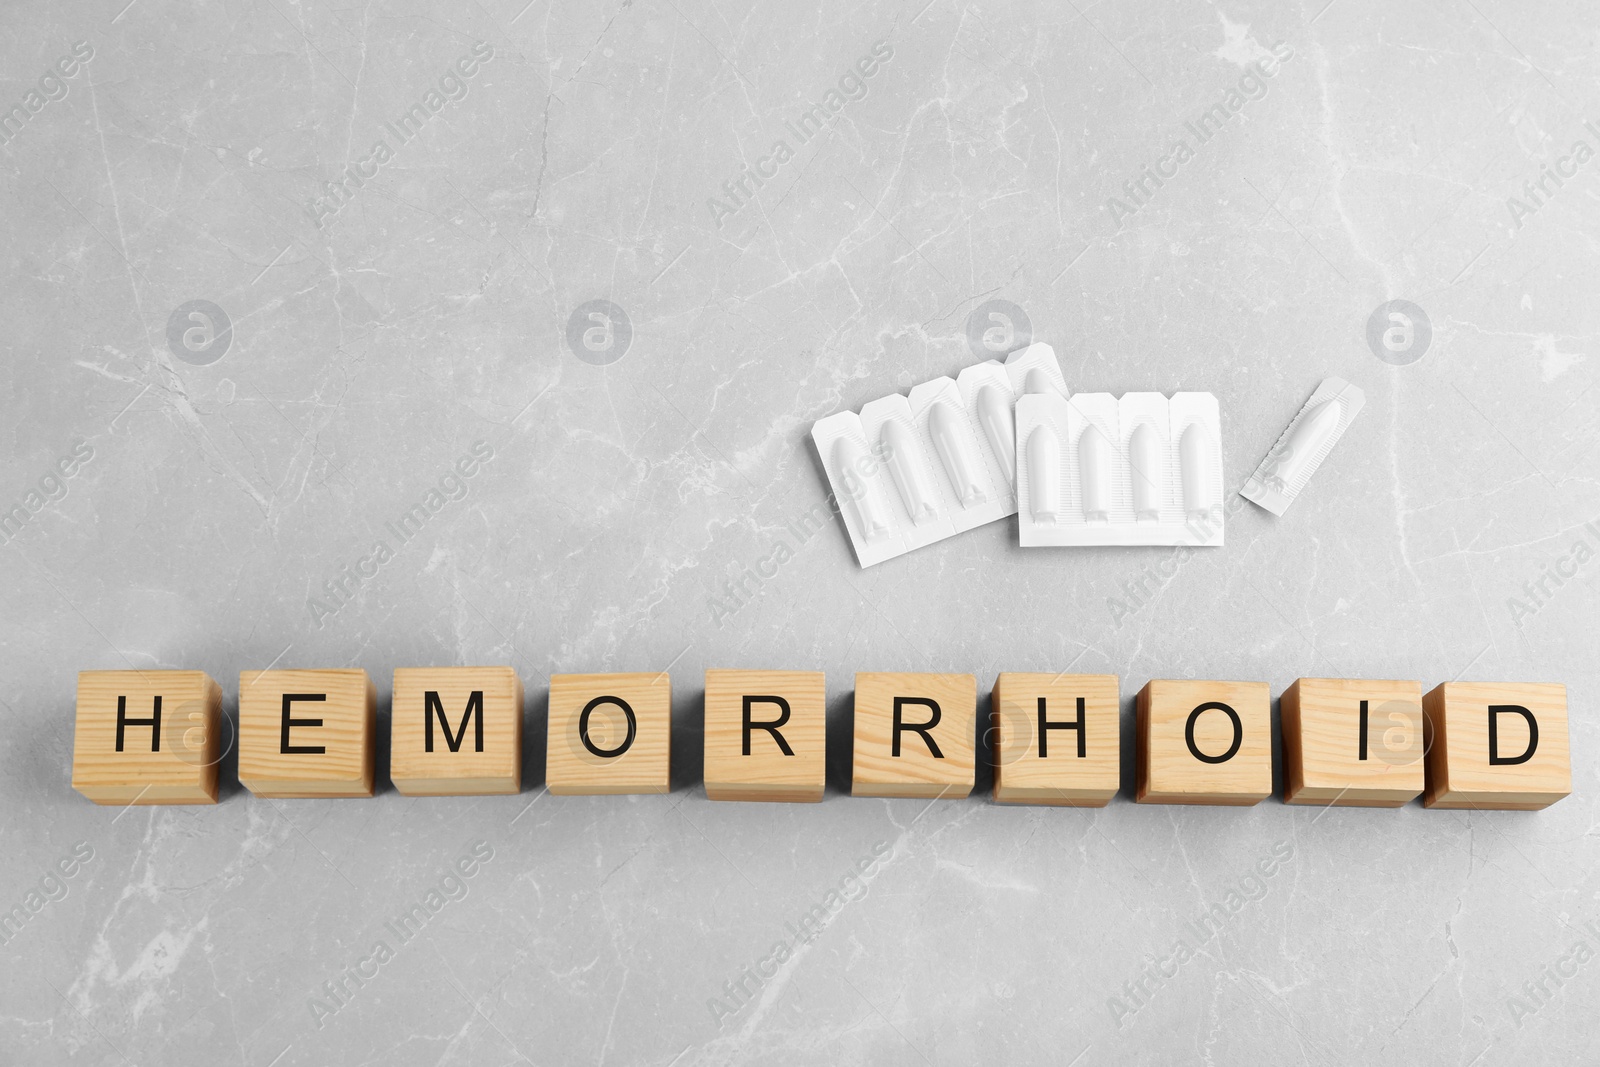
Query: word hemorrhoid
73,670,1570,812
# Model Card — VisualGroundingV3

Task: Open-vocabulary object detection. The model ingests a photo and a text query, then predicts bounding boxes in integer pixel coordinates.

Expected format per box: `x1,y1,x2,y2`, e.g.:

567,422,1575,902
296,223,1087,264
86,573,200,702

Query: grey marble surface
2,0,1598,1063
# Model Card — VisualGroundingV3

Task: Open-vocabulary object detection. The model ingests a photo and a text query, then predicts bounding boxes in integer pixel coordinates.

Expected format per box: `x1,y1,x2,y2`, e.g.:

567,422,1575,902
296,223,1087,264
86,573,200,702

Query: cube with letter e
238,668,375,798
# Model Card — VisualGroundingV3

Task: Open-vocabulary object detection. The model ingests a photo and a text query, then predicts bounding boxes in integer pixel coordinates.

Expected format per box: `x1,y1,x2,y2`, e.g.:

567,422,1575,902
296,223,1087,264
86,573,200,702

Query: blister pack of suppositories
1015,391,1225,547
1240,377,1365,517
811,343,1068,567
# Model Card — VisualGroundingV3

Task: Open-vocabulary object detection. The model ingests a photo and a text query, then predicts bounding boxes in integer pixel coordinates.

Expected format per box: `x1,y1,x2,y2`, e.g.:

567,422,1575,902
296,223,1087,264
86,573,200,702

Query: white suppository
1241,377,1365,517
810,343,1067,567
1015,391,1225,547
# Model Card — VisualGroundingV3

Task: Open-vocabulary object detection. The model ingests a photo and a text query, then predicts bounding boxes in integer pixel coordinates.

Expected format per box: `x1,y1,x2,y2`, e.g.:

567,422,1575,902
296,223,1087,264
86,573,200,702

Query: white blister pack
811,344,1066,567
1015,391,1224,547
1241,377,1364,517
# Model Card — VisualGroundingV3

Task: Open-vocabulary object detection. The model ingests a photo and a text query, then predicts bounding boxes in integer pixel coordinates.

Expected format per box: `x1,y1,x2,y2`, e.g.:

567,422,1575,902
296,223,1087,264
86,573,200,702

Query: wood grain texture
851,672,975,799
991,673,1119,806
238,669,375,798
1136,679,1271,805
704,669,825,802
72,670,221,805
546,672,671,795
1282,678,1423,807
1423,681,1570,810
391,666,522,796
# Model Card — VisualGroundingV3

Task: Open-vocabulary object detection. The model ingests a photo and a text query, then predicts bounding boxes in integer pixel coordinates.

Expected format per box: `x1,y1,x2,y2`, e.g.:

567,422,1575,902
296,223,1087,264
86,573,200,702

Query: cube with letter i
1281,678,1424,807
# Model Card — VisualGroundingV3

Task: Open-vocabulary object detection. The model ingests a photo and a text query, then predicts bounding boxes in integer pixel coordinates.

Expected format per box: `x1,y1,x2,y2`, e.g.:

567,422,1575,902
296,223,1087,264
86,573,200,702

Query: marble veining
1,1,1596,1064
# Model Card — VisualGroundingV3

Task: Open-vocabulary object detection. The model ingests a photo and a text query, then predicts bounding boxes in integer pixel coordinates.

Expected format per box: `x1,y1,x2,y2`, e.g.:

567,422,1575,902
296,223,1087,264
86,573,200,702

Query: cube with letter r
852,672,975,799
704,669,825,802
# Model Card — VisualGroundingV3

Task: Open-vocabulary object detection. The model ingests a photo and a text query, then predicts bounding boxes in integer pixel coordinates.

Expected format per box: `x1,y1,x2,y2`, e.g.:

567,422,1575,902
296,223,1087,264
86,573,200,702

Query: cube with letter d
852,672,975,799
1423,682,1569,809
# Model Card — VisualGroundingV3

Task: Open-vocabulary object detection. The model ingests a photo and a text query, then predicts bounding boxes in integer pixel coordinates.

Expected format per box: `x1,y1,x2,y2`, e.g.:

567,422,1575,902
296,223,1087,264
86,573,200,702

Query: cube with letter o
1137,679,1271,805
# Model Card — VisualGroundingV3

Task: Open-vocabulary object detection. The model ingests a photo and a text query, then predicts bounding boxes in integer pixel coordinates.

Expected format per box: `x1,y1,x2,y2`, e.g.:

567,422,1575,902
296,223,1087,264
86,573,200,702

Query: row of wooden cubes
71,669,1570,809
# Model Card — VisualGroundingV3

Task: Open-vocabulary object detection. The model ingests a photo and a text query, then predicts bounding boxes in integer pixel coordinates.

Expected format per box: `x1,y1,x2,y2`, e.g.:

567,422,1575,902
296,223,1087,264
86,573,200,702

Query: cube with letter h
852,672,975,798
72,670,223,805
1423,682,1569,809
238,668,376,798
992,673,1120,806
1137,679,1272,805
391,666,522,796
704,669,826,802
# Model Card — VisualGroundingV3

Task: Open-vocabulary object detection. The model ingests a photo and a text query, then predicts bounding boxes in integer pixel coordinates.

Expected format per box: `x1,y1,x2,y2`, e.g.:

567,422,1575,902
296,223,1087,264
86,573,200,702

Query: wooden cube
1423,682,1570,810
704,669,826,802
71,670,222,805
1137,679,1271,805
238,669,375,798
1282,678,1423,807
992,673,1120,806
546,672,671,795
391,667,523,796
852,672,975,798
